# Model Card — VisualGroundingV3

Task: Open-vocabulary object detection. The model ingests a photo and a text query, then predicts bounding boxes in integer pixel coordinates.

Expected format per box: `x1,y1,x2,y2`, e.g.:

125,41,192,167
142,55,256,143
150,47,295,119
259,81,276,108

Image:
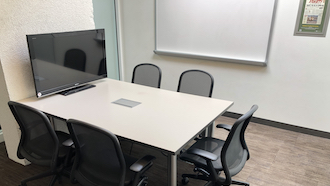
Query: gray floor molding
223,111,330,139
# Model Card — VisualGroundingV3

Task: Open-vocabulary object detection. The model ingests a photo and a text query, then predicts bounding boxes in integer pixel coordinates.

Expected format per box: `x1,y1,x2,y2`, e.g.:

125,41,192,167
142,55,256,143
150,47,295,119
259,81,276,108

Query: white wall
119,0,330,133
0,0,95,163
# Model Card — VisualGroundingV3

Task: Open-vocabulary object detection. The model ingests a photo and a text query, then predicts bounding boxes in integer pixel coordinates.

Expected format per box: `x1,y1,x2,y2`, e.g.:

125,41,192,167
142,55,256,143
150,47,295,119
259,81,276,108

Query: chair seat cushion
180,137,225,171
19,131,70,166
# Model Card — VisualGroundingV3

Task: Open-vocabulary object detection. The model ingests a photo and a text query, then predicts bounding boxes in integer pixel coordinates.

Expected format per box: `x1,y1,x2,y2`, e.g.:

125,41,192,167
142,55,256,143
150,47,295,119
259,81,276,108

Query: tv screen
27,29,107,98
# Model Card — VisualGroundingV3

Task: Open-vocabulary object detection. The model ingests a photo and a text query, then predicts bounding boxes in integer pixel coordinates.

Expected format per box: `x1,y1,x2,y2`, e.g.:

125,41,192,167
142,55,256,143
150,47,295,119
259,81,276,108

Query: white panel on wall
93,0,120,80
155,0,277,66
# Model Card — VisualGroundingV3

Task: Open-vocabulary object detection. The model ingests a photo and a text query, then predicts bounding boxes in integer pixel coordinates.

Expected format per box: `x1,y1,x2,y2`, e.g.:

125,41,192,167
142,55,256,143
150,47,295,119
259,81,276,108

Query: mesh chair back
8,101,59,167
67,119,126,186
64,49,86,71
177,70,214,97
132,63,162,88
221,105,258,178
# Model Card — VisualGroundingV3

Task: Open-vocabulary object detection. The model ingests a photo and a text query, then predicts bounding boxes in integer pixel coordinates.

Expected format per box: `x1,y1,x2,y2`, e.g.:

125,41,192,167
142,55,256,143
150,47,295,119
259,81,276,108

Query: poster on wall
294,0,330,37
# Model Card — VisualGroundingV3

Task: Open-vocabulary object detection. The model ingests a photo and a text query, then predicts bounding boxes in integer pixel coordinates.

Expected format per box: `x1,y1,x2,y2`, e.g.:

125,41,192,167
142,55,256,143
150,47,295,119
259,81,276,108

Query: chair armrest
187,148,218,161
130,155,155,173
216,124,232,131
62,139,74,147
130,155,155,186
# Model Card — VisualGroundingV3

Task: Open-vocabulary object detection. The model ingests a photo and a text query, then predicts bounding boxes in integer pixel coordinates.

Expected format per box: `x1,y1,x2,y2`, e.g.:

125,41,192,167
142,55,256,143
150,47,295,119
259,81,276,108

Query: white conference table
17,78,233,186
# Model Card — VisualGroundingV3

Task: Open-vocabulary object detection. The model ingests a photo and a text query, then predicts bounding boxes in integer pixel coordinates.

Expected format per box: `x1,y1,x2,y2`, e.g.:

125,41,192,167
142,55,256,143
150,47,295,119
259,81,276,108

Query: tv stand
59,84,96,96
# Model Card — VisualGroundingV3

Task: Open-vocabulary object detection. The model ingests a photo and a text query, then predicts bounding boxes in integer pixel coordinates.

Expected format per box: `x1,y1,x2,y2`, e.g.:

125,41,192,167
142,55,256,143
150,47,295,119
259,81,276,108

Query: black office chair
177,69,214,97
67,119,155,186
64,49,86,71
132,63,162,88
8,101,71,186
177,69,214,139
179,105,258,186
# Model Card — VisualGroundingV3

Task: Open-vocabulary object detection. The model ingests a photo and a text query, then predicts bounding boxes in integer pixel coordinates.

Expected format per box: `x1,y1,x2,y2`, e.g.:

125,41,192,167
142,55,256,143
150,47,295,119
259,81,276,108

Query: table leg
206,121,215,137
167,154,177,186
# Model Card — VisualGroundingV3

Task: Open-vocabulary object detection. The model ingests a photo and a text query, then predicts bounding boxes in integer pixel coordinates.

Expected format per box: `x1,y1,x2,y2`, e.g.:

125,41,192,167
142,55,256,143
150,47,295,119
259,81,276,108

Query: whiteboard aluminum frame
154,0,278,66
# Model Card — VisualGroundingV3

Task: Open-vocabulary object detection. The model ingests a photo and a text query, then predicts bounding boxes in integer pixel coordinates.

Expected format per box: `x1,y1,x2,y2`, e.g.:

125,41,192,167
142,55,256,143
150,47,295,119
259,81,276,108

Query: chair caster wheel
182,177,189,185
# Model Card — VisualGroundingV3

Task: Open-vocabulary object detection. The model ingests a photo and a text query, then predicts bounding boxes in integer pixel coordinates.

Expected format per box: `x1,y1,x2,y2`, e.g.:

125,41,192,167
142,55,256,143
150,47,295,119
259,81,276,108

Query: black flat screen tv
27,29,107,98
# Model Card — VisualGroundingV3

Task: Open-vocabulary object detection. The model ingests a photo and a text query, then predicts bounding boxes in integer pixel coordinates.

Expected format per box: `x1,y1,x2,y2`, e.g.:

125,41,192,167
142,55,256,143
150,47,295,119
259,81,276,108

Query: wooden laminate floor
0,116,329,186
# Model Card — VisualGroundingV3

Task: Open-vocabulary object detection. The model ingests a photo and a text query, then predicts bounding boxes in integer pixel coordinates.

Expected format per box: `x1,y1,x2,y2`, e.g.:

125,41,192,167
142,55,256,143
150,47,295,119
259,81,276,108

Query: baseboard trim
223,111,330,139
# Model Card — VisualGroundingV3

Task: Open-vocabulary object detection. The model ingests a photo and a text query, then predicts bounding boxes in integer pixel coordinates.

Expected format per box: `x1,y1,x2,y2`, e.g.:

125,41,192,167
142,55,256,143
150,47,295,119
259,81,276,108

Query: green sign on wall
295,0,330,37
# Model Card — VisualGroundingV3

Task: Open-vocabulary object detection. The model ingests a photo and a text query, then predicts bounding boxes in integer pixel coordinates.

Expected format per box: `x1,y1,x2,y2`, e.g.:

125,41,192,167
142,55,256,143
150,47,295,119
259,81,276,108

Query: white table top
18,78,233,154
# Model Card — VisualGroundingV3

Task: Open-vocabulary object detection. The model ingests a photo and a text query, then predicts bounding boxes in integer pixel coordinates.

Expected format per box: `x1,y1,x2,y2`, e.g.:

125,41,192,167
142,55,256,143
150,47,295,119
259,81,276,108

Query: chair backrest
132,63,162,88
64,49,86,71
67,119,126,186
220,105,258,184
8,101,59,168
177,70,214,97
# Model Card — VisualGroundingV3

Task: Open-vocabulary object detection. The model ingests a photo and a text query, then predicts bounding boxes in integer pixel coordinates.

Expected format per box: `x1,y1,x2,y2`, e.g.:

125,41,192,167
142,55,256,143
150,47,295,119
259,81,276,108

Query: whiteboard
154,0,277,66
